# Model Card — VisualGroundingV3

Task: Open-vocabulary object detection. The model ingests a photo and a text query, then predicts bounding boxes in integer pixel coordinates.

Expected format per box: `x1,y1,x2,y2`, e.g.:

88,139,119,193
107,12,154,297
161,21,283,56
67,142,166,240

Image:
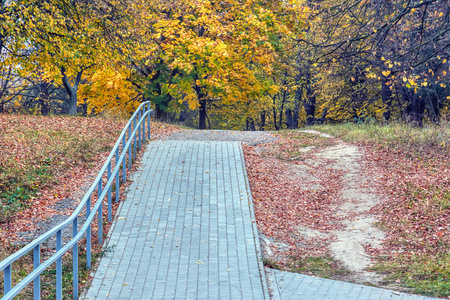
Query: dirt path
293,130,385,284
318,141,384,283
239,129,387,285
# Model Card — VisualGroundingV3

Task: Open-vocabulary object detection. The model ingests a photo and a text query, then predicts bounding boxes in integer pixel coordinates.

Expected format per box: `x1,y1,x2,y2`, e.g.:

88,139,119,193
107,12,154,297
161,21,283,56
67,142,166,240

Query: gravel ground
164,129,278,145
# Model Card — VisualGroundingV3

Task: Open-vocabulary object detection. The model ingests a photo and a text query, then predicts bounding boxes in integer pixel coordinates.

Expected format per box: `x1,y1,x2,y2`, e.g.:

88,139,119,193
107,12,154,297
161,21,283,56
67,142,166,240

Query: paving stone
266,269,444,300
83,141,268,299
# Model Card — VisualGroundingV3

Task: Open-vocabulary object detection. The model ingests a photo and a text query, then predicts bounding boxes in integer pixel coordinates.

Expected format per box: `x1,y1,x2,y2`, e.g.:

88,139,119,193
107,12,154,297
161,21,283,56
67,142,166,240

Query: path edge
79,143,152,299
239,143,271,300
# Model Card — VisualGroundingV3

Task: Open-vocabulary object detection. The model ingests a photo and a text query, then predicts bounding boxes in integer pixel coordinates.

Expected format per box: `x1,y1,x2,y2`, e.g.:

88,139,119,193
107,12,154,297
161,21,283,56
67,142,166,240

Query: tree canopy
0,0,448,128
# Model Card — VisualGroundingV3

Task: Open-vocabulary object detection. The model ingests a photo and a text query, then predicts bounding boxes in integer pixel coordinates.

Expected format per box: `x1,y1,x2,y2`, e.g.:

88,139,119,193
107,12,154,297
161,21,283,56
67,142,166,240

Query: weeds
288,256,350,279
264,255,349,280
310,121,450,155
372,253,450,297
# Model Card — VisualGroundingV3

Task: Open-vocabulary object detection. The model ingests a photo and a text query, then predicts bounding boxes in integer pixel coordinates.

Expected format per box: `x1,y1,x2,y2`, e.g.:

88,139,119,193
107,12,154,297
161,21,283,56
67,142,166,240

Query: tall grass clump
311,121,449,154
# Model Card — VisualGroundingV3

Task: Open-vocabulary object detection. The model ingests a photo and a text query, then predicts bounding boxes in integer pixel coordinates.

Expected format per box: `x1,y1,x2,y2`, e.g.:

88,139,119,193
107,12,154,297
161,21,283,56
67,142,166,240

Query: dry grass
0,114,182,299
310,121,450,155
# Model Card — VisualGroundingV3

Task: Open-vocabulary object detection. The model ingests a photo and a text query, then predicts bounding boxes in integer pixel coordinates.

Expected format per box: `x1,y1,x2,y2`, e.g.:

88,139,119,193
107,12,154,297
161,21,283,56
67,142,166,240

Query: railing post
142,106,146,144
115,171,120,203
56,230,62,300
138,110,142,151
143,106,146,143
4,264,11,295
133,116,137,160
86,195,91,270
128,124,132,156
122,135,126,183
128,139,132,171
72,217,78,300
33,245,40,300
107,162,112,222
147,104,151,140
97,181,103,245
98,208,103,245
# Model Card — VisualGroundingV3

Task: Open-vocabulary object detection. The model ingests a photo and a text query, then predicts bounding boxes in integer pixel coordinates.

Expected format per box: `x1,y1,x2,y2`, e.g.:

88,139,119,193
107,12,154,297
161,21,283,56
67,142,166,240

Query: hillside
0,114,179,247
244,123,450,298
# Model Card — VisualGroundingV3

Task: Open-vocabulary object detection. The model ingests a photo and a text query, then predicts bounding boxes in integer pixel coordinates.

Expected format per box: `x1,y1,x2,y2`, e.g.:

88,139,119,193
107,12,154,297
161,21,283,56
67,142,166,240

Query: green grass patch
288,256,349,279
264,255,349,280
263,258,281,269
372,253,450,297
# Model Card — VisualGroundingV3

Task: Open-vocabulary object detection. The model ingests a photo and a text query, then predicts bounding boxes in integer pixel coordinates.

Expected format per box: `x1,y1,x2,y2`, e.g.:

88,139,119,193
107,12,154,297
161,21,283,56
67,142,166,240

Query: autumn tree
8,0,116,115
303,0,450,125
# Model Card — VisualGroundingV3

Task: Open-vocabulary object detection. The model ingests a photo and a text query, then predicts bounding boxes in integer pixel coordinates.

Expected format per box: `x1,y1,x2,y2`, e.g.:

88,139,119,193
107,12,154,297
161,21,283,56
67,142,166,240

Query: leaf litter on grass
0,115,181,246
243,131,348,274
361,142,450,297
254,124,450,297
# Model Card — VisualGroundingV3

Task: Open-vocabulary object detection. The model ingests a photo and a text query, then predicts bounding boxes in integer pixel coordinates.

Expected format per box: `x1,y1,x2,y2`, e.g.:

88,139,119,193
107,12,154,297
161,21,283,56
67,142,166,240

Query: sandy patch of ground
299,130,385,284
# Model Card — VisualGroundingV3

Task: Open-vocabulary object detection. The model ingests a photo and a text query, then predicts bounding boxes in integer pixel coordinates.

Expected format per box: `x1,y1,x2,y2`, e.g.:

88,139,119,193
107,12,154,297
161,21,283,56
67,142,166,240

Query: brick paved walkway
84,139,443,300
266,269,440,300
84,141,269,299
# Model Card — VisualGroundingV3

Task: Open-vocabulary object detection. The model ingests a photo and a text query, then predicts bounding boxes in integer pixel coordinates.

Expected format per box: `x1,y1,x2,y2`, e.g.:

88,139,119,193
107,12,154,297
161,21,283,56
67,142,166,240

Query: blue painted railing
0,102,153,299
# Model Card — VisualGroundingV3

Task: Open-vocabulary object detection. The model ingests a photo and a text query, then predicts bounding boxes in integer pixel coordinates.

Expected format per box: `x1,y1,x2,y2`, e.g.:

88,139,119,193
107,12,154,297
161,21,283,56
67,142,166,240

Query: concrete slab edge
239,143,272,300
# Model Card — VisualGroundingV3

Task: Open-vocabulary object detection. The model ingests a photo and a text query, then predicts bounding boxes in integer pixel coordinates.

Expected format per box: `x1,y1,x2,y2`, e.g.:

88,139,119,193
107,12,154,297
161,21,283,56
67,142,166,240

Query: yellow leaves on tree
80,67,141,115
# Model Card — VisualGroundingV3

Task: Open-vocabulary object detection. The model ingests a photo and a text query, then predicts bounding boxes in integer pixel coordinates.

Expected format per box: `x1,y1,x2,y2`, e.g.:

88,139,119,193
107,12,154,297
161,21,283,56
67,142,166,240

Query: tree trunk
319,108,328,124
80,99,88,116
61,68,83,116
155,104,168,120
292,108,299,129
178,108,187,122
412,95,425,128
260,111,266,131
39,81,51,115
424,89,440,124
293,79,304,129
401,87,424,127
198,98,207,130
278,89,288,129
304,72,316,125
272,95,279,130
246,118,256,131
154,83,172,120
382,77,392,121
285,109,294,129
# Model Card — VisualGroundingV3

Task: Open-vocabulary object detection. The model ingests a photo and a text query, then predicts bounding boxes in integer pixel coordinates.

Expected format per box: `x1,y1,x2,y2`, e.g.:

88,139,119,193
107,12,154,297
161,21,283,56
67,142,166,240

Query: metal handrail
0,102,153,300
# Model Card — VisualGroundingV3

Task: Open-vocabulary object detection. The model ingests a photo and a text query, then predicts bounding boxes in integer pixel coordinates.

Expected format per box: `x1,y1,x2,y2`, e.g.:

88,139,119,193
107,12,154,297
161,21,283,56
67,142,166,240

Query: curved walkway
83,138,443,300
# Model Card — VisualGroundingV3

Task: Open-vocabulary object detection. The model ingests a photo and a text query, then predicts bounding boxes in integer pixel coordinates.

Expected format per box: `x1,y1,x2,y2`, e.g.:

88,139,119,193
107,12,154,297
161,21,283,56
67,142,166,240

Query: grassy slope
0,115,128,228
311,122,450,297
